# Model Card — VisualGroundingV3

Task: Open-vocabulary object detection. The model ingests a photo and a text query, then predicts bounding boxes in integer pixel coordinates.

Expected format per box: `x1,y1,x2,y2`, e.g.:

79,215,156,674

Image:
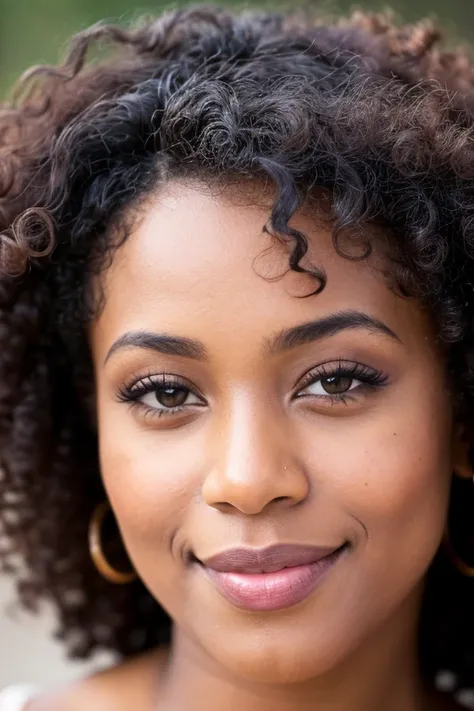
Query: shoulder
25,648,167,711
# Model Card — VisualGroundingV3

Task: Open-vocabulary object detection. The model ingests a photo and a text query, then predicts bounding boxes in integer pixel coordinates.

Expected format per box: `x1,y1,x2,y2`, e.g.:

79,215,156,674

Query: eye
303,375,359,397
295,361,388,402
117,374,206,417
140,384,202,411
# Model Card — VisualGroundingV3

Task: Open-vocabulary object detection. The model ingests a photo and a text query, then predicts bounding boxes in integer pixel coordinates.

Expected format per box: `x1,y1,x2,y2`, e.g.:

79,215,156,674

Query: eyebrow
104,332,207,365
266,310,401,355
104,310,401,366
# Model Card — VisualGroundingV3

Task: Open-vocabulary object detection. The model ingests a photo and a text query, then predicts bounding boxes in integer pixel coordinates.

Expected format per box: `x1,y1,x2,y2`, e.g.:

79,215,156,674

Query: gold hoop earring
443,528,474,577
88,501,137,585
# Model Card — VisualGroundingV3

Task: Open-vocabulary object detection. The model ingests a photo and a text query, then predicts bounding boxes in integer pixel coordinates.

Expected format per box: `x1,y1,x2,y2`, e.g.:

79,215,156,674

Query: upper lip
197,543,342,574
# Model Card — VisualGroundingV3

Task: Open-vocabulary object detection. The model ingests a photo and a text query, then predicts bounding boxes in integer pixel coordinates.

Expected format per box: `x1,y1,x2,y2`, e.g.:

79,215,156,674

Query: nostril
274,496,290,502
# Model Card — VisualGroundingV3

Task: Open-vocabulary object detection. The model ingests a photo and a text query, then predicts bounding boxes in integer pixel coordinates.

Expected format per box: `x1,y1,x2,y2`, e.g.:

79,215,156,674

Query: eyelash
116,361,388,420
294,360,389,405
117,373,200,418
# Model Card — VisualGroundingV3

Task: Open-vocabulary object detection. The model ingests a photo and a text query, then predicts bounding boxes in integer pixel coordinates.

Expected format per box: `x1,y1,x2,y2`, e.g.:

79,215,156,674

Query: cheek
300,391,453,589
352,407,452,534
96,404,204,600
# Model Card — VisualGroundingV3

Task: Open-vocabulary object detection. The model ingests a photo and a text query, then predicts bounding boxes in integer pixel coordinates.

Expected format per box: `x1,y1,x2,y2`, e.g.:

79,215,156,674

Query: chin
203,629,350,685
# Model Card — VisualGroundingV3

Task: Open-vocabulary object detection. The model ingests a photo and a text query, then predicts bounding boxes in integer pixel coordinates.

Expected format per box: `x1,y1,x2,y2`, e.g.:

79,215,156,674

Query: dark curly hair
2,3,474,693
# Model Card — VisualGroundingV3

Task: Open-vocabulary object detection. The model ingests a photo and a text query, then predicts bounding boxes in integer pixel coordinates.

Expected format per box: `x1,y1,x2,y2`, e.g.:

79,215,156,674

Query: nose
201,396,310,515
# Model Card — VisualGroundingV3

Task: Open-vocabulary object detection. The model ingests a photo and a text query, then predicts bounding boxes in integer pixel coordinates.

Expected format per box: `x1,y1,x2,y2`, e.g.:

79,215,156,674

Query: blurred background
1,0,474,96
0,0,473,693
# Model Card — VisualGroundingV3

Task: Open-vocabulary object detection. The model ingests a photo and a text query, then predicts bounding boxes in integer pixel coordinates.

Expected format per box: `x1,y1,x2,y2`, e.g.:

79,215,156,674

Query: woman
0,5,474,710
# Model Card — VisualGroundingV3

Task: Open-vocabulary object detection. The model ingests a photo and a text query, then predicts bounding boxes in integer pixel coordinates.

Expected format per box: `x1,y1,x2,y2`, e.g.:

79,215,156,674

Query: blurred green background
0,0,473,96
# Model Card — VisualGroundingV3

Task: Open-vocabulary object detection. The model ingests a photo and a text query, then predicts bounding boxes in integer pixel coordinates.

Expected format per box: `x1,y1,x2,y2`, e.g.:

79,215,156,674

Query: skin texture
35,180,466,711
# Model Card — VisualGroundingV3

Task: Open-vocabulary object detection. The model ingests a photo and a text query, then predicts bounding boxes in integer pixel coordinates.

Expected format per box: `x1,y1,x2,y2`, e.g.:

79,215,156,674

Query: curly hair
2,3,474,692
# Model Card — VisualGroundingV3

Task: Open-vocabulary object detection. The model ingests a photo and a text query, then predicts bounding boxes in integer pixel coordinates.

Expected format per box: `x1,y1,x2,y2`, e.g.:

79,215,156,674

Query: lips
195,543,346,612
199,544,340,573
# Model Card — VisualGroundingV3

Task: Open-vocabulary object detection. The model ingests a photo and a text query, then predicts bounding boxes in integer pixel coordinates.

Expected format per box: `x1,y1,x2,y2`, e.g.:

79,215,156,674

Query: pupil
322,376,352,395
156,387,188,408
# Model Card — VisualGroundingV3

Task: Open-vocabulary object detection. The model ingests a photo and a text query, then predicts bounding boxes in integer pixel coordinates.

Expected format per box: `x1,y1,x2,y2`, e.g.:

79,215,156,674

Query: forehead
92,181,432,355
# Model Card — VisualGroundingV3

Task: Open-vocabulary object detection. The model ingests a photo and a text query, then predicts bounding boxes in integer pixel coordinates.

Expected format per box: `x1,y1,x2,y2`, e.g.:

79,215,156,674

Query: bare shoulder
27,648,167,711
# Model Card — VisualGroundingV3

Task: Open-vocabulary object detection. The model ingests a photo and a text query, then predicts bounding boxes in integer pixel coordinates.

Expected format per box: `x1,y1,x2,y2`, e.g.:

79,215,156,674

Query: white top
0,685,39,711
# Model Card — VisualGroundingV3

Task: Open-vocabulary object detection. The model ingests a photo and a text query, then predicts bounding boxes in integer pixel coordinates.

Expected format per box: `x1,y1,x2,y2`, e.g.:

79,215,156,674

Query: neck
157,586,434,711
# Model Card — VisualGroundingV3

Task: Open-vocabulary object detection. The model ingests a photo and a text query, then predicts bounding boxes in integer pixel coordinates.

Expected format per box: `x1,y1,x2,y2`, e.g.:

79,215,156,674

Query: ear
452,424,473,480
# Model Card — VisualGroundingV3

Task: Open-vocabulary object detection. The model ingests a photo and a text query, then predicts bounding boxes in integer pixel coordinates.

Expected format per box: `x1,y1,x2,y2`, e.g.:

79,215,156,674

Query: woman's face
90,182,463,683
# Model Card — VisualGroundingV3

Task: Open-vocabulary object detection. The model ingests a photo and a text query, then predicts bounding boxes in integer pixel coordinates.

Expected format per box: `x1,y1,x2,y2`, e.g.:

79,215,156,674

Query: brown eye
321,376,353,395
155,387,189,408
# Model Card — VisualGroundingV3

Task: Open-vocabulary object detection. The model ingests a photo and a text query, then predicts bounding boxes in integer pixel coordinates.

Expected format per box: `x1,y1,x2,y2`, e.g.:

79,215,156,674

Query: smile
196,543,347,612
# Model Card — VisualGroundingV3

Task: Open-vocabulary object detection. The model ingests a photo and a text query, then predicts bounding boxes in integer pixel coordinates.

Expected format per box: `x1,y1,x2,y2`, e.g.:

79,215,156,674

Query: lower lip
202,548,344,612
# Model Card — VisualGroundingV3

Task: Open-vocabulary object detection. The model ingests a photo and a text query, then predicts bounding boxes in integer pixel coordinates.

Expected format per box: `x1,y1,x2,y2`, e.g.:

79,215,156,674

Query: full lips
202,548,343,612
